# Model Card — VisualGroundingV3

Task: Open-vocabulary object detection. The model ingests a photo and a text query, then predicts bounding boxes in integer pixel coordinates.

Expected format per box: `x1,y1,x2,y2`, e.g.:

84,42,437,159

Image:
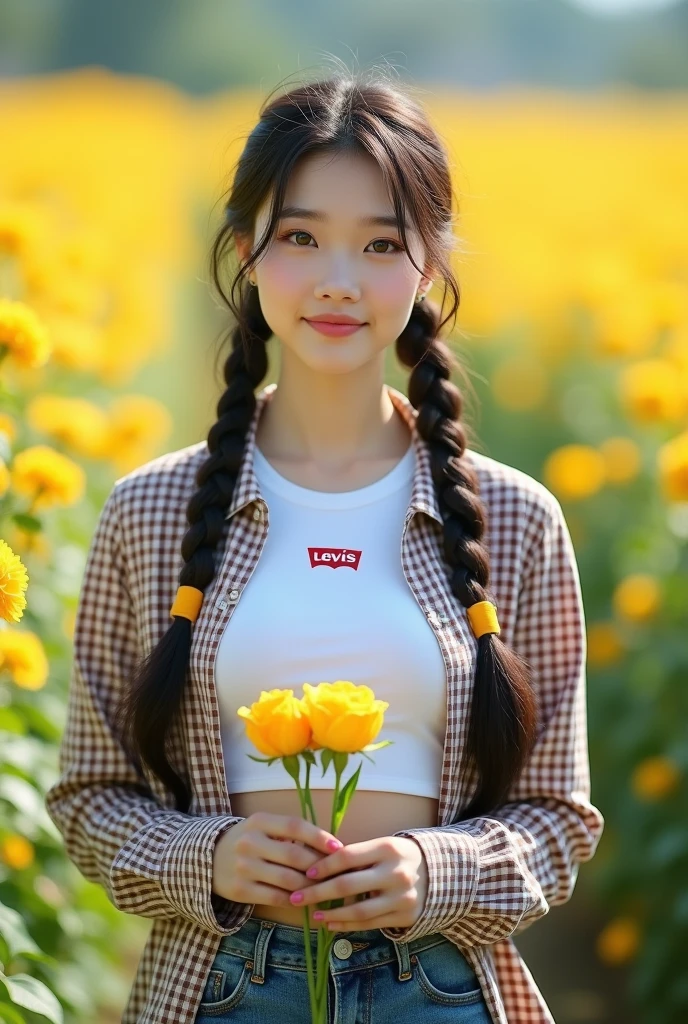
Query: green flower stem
292,768,318,1022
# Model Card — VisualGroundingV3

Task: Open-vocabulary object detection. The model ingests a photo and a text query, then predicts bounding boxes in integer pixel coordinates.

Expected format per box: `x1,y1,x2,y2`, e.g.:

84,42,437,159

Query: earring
248,278,257,287
415,291,426,303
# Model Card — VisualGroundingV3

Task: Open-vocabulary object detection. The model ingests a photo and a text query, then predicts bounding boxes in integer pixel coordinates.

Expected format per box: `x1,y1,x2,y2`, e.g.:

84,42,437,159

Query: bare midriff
229,788,439,927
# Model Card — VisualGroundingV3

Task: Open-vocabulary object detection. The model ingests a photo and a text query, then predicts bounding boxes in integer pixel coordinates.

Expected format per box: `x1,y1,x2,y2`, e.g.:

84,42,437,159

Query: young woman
45,72,605,1024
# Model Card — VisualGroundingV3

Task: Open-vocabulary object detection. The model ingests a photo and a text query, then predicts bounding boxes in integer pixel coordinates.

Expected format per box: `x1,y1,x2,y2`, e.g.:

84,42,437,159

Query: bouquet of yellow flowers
237,680,392,1024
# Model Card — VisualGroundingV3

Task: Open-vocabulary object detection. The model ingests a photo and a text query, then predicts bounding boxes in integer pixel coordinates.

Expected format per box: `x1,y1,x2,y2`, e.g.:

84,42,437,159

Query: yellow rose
596,916,641,965
237,688,312,758
301,681,389,753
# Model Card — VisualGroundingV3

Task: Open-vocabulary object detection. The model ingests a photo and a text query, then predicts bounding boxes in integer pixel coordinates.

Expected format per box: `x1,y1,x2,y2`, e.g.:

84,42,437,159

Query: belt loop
394,939,413,982
250,921,275,984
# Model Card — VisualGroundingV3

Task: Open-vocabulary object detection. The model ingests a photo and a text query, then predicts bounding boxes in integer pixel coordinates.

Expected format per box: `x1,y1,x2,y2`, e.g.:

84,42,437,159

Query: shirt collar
224,381,444,526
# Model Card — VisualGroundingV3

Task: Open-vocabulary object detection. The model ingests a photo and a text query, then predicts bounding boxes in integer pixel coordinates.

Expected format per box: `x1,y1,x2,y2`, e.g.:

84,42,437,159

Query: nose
314,268,361,303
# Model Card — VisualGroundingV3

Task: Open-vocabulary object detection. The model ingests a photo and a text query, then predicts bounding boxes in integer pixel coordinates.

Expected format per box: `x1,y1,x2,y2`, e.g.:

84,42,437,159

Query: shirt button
228,589,240,602
252,507,262,521
333,938,353,959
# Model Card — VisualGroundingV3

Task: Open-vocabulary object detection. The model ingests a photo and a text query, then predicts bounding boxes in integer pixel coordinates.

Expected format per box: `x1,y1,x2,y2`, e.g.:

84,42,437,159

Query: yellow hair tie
170,585,204,624
467,600,500,639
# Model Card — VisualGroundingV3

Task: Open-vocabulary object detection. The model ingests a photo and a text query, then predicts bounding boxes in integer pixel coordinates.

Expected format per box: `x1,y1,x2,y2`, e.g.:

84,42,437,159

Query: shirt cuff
160,814,252,934
379,827,480,943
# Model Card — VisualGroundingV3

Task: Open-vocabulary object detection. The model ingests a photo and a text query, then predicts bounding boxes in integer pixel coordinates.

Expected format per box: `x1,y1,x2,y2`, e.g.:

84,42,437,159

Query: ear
235,233,253,270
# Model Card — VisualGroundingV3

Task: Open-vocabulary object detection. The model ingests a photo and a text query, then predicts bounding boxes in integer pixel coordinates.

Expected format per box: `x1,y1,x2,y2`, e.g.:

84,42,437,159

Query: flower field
0,69,686,1022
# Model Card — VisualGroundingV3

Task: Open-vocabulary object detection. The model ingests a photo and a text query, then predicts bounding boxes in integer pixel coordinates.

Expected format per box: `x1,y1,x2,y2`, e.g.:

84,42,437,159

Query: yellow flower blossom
0,629,49,689
587,621,625,668
4,523,51,560
10,445,85,512
596,917,641,965
237,689,312,758
0,834,35,870
0,413,17,443
543,445,606,501
104,394,173,452
301,681,389,754
491,355,549,412
0,539,29,623
26,394,110,459
0,298,52,370
618,359,687,424
612,573,662,622
598,437,642,485
657,429,688,502
40,315,103,374
593,292,660,359
631,756,681,801
0,200,45,258
0,458,10,497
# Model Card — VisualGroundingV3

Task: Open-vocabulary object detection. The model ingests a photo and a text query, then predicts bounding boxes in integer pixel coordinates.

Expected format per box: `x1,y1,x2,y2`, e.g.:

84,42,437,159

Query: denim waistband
215,915,452,983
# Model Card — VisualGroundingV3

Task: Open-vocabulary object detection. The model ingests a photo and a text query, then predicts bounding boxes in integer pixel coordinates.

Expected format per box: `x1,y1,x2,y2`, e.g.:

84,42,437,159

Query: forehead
256,149,416,233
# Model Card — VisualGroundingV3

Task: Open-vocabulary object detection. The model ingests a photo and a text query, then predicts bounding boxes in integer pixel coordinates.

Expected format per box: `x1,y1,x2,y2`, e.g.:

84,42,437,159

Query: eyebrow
277,205,407,230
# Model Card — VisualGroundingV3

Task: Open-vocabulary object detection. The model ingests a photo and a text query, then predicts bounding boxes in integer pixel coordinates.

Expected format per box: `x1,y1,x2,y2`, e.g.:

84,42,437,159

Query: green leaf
246,754,278,764
11,513,42,534
301,749,316,766
361,740,393,753
281,755,301,785
0,710,25,736
332,751,349,776
0,1003,25,1024
332,761,362,833
0,903,41,962
320,748,334,777
0,972,63,1024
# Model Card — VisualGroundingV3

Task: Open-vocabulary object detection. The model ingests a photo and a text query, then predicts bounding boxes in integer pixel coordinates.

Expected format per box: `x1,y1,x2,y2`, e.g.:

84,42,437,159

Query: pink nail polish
306,866,318,878
313,911,325,921
290,892,303,904
327,838,342,851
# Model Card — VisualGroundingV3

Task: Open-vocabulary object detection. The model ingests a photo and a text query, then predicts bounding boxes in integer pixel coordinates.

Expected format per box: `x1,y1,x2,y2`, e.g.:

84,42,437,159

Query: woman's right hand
211,811,342,907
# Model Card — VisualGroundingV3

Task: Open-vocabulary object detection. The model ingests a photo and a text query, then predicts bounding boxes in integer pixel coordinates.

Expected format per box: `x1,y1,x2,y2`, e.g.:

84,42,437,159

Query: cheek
260,254,305,296
373,274,415,322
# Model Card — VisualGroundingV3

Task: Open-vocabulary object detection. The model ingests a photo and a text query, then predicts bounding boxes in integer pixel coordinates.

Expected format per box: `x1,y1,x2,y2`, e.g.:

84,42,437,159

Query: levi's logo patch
308,547,362,570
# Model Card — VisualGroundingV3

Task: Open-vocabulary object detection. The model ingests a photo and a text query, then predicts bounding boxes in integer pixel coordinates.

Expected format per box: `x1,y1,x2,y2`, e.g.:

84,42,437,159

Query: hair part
115,69,538,819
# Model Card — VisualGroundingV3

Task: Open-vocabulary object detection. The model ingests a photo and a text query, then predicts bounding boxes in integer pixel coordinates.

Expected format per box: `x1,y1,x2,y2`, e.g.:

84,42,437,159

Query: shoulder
462,446,566,548
108,440,209,534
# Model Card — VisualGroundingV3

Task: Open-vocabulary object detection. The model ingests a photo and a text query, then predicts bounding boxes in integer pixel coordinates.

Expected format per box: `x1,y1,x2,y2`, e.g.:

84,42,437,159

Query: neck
255,357,410,471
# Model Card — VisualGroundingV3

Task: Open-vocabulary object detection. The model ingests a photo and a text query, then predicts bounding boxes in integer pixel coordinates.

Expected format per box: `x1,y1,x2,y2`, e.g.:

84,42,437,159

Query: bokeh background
1,1,687,1022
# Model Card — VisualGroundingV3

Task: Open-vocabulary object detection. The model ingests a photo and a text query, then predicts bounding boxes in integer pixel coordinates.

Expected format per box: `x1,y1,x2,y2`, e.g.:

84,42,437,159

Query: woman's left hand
289,835,429,932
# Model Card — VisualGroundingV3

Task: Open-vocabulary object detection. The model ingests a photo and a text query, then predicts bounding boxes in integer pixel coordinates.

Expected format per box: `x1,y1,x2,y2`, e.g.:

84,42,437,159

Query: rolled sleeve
381,492,604,946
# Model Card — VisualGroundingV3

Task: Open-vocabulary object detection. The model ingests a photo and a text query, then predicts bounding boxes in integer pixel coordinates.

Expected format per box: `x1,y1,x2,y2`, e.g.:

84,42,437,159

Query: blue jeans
194,914,493,1023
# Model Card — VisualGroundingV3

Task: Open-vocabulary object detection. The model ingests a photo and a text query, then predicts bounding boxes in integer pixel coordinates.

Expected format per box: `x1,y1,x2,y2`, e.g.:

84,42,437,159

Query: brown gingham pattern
44,381,605,1024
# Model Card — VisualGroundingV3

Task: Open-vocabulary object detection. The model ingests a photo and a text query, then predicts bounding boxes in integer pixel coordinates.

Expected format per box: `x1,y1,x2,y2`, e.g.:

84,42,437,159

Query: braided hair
116,70,537,816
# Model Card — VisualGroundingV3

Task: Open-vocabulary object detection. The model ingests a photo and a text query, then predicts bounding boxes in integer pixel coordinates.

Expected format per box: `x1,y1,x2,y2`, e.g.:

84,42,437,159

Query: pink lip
304,319,365,338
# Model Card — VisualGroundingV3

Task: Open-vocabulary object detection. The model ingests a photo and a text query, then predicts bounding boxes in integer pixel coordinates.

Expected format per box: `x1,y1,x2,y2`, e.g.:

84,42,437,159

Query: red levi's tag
308,547,362,570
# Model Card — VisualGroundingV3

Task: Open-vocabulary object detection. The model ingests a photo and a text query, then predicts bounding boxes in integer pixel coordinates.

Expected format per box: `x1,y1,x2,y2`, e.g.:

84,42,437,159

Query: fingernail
313,911,325,921
307,866,318,878
290,892,304,904
327,838,342,851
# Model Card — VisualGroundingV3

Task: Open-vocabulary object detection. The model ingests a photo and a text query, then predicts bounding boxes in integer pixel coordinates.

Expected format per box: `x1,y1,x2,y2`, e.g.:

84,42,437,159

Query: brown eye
369,239,403,254
281,230,313,246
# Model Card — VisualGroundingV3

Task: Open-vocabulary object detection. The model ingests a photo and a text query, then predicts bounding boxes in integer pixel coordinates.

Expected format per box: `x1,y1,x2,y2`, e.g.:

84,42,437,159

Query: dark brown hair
115,69,537,819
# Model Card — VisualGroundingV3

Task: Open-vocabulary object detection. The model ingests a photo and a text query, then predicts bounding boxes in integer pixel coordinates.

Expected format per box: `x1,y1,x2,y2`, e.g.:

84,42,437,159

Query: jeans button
333,938,353,959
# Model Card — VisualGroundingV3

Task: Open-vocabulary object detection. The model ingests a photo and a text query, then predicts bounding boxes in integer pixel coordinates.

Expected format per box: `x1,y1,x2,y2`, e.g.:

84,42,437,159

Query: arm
44,481,252,936
380,493,605,946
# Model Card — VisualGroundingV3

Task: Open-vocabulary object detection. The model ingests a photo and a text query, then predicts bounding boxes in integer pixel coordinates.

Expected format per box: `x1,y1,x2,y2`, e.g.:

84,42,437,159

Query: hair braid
116,285,270,811
396,301,538,818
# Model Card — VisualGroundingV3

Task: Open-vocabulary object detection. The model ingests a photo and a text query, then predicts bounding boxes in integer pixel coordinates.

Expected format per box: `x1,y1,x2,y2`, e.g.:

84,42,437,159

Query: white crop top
215,440,447,799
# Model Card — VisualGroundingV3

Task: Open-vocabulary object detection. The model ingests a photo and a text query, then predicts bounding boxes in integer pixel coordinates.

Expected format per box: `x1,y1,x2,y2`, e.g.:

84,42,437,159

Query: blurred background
0,1,686,1022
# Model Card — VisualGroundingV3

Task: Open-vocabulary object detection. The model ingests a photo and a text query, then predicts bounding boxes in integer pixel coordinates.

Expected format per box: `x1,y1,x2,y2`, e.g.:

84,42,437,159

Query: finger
252,853,312,895
263,813,343,855
322,910,408,933
261,835,328,877
311,893,390,923
291,867,380,907
302,838,381,881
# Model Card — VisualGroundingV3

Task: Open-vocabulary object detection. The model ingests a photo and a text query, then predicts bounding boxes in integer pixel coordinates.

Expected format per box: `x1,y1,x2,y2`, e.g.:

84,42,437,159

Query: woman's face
236,148,433,377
